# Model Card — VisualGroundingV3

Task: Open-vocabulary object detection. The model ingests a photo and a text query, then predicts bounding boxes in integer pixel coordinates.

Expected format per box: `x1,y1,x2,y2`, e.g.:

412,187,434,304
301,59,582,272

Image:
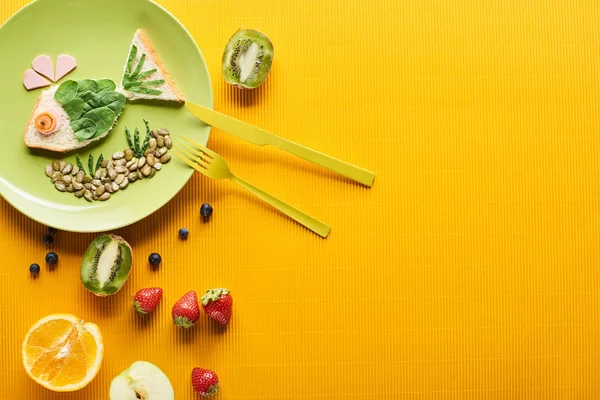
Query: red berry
201,288,233,325
191,367,219,397
133,287,163,315
172,291,200,328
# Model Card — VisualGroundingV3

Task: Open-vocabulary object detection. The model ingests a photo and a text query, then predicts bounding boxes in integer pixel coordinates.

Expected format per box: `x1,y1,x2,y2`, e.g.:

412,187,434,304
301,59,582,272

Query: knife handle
188,103,375,187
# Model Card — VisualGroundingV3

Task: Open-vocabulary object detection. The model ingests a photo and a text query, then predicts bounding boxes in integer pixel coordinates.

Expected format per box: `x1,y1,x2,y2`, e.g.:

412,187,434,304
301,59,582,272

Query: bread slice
24,86,117,153
119,29,184,103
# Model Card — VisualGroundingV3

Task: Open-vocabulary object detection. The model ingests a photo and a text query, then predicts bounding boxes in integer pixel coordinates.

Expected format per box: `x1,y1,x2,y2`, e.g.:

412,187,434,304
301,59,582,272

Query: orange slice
22,314,103,392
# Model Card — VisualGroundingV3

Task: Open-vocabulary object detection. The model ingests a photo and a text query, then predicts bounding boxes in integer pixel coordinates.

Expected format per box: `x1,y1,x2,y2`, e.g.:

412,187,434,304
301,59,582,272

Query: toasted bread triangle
119,29,184,103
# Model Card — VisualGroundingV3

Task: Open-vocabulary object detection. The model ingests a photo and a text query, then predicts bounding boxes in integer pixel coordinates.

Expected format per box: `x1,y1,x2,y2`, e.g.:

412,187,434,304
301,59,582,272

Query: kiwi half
80,234,132,297
222,29,274,89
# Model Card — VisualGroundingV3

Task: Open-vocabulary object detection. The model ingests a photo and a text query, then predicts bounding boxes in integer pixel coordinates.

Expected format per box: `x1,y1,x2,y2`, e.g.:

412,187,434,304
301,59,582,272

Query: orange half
22,314,103,392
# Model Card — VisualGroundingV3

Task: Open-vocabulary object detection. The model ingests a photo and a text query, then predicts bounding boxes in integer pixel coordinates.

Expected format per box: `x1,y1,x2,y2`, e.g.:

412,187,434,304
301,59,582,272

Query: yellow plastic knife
185,101,376,187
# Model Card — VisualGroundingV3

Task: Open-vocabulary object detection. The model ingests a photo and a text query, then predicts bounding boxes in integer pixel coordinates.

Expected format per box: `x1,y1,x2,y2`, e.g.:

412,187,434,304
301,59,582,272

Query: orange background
1,0,599,398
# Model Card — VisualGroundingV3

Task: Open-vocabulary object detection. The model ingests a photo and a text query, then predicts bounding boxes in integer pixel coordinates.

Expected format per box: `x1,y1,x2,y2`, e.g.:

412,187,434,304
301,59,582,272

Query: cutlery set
173,102,376,238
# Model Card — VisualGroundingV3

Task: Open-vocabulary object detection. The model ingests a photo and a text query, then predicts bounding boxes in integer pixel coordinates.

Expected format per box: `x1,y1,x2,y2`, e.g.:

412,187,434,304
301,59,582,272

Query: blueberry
47,227,57,235
45,252,58,265
43,234,54,245
200,203,213,218
29,264,40,274
149,253,162,265
178,228,189,240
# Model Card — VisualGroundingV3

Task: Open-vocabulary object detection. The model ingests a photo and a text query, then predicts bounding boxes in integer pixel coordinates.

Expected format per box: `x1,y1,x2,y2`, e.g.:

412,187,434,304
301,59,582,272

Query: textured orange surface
1,0,600,398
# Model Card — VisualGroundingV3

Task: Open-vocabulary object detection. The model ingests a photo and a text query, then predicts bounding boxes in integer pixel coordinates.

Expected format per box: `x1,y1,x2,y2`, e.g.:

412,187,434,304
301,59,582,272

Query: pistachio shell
71,165,80,176
153,163,162,171
52,160,60,171
55,182,67,192
149,138,157,150
137,157,146,169
59,160,66,171
83,175,93,183
83,190,93,202
111,182,119,192
99,192,110,201
100,159,108,168
75,189,86,198
141,164,152,176
108,168,117,180
45,165,53,177
112,151,125,160
160,154,171,164
164,136,173,149
158,128,169,136
156,136,164,147
115,175,125,185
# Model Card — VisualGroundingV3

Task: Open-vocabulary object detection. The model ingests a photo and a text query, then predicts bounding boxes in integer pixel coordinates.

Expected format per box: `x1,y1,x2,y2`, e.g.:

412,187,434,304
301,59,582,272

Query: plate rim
0,0,213,232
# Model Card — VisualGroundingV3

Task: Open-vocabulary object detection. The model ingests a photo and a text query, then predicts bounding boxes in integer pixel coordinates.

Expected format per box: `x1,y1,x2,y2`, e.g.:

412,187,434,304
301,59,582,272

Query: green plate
0,0,212,232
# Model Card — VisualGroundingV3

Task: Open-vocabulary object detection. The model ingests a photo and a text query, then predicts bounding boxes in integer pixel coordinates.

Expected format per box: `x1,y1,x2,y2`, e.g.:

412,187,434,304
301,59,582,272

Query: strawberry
201,288,233,325
172,290,200,328
191,367,219,397
133,287,163,315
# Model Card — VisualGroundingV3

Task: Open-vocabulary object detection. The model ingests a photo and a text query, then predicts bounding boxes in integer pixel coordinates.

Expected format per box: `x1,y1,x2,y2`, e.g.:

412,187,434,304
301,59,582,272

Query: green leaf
77,80,98,94
142,120,151,152
54,80,78,104
62,98,85,120
137,69,157,80
97,91,126,115
88,154,94,175
125,127,134,150
125,45,138,76
83,107,116,136
127,86,162,95
75,155,86,175
78,91,101,113
72,119,97,142
129,54,147,81
95,154,104,172
96,79,116,92
134,127,140,154
124,79,165,89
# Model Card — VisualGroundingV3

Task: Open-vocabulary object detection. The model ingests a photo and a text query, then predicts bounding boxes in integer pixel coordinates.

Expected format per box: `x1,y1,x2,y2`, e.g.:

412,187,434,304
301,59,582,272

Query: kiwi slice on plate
222,29,274,89
80,234,132,297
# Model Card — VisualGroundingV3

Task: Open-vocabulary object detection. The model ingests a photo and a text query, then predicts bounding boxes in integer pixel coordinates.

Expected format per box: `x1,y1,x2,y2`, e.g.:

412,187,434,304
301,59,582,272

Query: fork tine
173,144,210,167
176,141,210,163
181,136,218,158
171,150,207,173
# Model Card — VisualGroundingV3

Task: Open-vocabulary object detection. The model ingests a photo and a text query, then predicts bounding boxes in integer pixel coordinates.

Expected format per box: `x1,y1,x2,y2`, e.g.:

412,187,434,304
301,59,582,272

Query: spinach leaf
62,98,85,120
72,118,97,141
97,91,126,115
55,80,78,104
83,107,115,135
96,79,116,92
77,79,98,94
78,91,102,113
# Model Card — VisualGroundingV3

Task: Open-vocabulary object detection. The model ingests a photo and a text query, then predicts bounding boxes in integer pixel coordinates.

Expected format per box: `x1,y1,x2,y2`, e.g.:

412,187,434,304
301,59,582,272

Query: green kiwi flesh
80,234,132,296
222,29,274,89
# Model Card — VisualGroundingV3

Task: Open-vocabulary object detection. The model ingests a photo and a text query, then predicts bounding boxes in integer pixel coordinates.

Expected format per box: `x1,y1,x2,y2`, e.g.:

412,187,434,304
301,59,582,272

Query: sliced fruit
222,29,274,89
23,69,51,90
22,313,103,392
55,54,77,81
32,55,55,81
80,234,133,296
110,361,174,400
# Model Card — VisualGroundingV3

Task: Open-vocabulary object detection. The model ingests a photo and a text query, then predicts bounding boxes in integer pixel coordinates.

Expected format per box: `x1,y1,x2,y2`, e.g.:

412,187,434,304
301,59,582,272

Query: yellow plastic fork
172,137,331,238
